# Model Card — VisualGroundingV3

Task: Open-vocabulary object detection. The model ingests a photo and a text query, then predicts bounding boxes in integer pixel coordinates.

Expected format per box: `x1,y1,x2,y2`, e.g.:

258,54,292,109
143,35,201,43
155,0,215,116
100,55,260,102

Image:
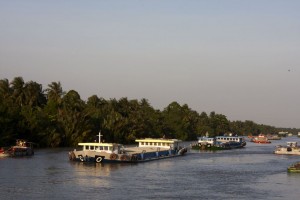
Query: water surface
1,137,300,200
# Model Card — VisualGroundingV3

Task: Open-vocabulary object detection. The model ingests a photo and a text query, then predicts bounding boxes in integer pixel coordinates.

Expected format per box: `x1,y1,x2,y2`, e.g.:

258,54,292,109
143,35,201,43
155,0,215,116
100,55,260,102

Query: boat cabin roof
198,137,214,140
216,136,243,139
135,138,181,144
78,142,119,147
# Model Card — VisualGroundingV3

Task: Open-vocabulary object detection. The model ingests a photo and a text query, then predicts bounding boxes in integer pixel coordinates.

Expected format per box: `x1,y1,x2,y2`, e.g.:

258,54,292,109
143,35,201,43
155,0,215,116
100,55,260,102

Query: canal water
1,137,300,200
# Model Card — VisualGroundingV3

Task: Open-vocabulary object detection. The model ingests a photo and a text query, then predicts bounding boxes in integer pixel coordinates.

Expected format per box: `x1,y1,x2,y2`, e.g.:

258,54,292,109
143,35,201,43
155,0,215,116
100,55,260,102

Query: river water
1,137,300,200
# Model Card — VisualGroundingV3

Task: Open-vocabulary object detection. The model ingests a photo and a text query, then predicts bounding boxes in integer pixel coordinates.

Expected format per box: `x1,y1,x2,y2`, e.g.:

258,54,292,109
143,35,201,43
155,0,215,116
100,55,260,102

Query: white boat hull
274,148,300,155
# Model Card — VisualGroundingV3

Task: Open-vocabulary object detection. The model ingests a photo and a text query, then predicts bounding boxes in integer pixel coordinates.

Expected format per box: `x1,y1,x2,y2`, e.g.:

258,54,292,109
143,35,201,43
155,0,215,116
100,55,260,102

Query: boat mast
97,131,103,143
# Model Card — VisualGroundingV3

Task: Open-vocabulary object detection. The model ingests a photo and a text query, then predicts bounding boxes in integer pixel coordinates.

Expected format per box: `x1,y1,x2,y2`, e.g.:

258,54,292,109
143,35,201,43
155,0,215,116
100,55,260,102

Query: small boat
274,142,300,155
267,135,281,140
287,161,300,173
215,136,247,148
191,136,246,150
69,134,188,163
8,139,34,156
1,139,34,157
191,137,230,150
251,135,271,144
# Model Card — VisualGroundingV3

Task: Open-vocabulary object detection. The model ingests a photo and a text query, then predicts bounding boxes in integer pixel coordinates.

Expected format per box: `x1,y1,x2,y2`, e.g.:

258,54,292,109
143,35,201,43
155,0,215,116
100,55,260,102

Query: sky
1,0,300,128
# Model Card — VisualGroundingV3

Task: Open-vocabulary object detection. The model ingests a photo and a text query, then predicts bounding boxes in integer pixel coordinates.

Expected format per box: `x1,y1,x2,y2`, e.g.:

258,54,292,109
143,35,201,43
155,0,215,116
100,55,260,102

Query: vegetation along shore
0,77,299,148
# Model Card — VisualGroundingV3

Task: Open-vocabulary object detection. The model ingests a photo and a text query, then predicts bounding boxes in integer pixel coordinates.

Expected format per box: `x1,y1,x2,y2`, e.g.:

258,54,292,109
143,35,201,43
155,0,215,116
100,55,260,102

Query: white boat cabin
78,142,121,154
215,136,244,144
135,138,182,150
197,137,215,145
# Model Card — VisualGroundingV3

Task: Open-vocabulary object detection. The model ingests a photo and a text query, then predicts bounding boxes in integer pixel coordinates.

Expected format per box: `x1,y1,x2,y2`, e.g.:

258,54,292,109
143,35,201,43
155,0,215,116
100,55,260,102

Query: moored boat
191,137,230,150
191,135,246,150
251,135,271,144
1,139,34,157
274,142,300,155
69,134,188,163
267,135,281,140
287,161,300,173
215,136,246,148
8,139,34,156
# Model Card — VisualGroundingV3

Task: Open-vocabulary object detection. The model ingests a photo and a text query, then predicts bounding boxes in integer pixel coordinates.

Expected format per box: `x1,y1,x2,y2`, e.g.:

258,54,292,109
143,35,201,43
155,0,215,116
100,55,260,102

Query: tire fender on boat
95,156,102,163
120,154,128,161
110,153,118,160
79,155,84,162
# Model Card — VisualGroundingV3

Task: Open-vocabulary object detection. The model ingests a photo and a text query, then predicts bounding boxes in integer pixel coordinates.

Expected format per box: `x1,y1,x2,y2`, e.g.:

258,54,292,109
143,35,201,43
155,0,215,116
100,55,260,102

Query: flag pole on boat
97,131,103,143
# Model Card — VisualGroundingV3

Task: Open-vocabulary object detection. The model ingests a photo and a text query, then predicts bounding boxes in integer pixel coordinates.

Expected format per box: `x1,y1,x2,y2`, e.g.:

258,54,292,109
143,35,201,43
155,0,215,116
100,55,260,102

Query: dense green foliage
0,77,298,147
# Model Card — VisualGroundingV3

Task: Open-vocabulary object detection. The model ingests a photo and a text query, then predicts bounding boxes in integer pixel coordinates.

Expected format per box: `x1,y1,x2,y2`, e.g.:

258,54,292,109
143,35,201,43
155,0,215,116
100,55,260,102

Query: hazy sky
1,0,300,128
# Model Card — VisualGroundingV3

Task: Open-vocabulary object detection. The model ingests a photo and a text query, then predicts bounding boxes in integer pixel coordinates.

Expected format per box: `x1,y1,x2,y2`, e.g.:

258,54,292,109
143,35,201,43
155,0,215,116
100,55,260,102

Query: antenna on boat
97,131,103,143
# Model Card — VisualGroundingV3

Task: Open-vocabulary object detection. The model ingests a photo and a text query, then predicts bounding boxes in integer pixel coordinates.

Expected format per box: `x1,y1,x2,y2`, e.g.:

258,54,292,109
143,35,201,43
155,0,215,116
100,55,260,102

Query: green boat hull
287,162,300,173
287,168,300,173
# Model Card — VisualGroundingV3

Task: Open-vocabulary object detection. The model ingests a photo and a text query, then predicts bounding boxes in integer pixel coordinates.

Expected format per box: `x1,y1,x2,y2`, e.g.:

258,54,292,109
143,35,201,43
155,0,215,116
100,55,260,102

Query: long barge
69,136,187,163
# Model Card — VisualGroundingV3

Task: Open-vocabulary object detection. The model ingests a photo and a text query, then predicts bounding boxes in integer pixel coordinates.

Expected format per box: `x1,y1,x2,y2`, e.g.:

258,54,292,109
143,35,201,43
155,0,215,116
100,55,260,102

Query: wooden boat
251,135,271,144
274,142,300,155
69,134,188,163
287,161,300,173
0,139,34,157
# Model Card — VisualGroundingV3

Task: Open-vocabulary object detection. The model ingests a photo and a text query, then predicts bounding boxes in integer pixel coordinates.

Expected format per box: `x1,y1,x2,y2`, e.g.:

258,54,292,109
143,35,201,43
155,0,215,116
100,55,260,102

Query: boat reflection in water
69,161,126,187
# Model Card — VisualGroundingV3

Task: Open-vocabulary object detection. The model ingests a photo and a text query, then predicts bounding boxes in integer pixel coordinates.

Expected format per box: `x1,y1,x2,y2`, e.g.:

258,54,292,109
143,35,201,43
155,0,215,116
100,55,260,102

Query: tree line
0,77,297,147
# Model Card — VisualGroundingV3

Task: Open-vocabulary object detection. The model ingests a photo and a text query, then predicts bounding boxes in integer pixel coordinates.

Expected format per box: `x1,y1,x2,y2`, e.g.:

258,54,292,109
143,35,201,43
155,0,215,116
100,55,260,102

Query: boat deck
124,146,170,155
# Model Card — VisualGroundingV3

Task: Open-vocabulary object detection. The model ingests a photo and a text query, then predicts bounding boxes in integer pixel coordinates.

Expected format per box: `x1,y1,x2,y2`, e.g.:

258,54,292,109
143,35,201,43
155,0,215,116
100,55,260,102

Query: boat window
145,142,148,145
104,146,108,151
154,142,157,146
90,146,94,150
100,146,103,150
95,146,99,150
141,142,144,145
158,142,161,146
109,147,112,151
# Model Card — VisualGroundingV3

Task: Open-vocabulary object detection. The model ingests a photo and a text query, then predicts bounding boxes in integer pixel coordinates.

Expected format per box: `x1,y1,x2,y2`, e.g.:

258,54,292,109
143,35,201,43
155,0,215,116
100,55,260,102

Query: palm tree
45,81,65,103
59,90,92,146
24,81,46,106
11,77,26,106
0,78,12,100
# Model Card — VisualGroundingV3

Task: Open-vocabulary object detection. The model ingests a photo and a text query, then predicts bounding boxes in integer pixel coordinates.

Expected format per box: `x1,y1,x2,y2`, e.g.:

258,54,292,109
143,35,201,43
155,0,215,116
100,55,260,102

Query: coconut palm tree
24,81,46,106
0,78,12,100
45,81,65,103
11,76,26,106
